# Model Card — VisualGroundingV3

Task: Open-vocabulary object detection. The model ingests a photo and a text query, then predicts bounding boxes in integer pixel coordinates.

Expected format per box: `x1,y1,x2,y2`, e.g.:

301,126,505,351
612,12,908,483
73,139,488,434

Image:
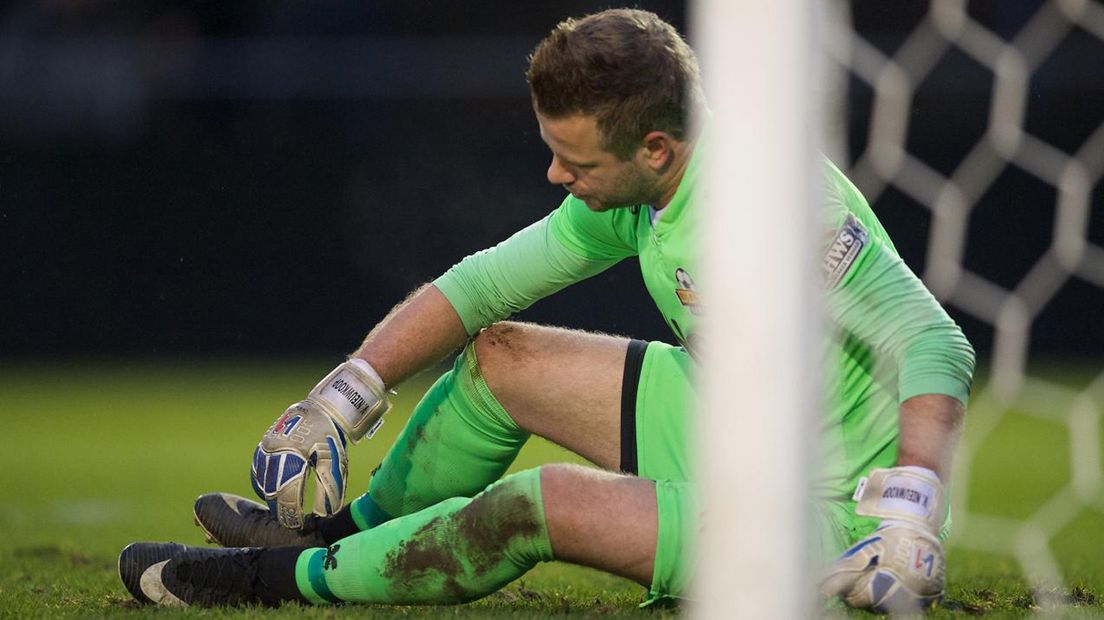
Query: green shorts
620,340,694,483
619,340,694,603
620,341,889,603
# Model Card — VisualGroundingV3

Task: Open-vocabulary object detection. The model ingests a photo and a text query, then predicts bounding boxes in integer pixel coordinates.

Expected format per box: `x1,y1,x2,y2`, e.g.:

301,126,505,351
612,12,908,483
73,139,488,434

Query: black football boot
118,542,308,607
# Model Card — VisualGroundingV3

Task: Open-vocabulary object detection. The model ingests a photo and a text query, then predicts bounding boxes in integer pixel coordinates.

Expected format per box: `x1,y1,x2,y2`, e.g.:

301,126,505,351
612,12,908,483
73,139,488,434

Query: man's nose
547,156,575,186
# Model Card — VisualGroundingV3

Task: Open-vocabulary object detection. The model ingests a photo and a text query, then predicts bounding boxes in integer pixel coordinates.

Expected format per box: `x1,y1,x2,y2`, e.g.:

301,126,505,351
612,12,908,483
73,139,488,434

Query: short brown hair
527,9,706,159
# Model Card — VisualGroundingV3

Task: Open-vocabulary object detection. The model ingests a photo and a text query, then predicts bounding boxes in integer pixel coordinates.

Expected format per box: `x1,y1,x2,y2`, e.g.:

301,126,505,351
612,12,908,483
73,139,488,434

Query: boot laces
175,548,261,602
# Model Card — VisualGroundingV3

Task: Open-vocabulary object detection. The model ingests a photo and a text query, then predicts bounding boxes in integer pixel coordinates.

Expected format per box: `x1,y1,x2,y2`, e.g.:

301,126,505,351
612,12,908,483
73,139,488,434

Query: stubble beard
586,166,658,212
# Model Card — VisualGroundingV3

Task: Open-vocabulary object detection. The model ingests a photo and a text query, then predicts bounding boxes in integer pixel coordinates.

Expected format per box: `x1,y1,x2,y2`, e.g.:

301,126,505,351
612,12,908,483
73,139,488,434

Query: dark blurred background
2,1,1101,360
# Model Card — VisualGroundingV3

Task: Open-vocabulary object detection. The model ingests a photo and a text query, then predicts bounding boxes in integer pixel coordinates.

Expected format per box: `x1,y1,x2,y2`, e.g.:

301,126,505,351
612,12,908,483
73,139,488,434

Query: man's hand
821,466,947,613
822,521,944,613
251,358,391,529
252,401,349,529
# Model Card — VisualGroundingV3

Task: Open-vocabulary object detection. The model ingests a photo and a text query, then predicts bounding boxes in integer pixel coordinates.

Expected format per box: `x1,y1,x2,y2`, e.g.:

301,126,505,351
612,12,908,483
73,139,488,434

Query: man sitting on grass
120,8,974,612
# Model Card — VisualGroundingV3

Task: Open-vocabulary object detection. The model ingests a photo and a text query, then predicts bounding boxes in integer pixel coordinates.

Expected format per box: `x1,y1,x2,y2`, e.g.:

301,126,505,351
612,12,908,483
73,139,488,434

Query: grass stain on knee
380,483,543,601
382,516,467,601
454,482,542,577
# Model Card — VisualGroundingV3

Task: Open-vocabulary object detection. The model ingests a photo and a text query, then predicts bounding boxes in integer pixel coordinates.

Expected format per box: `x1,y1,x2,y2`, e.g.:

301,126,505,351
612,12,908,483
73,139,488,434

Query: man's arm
250,212,623,528
897,393,965,482
352,211,625,385
821,206,974,612
350,284,468,387
355,205,631,383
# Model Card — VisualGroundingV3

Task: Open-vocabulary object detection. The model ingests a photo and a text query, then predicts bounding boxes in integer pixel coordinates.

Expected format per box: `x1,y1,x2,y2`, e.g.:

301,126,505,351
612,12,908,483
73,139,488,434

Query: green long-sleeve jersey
433,148,975,498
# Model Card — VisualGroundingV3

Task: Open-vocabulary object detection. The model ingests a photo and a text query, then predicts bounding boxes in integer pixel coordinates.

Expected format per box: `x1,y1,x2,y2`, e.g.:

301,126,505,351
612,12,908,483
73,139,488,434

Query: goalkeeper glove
251,358,391,529
821,466,947,613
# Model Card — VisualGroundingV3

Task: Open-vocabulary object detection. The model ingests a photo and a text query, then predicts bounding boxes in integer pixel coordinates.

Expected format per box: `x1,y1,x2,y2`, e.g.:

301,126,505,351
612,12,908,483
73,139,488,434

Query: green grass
1,360,1101,617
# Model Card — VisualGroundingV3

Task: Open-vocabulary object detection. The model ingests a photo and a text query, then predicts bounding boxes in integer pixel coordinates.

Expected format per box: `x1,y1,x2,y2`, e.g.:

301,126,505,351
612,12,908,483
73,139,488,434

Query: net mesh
827,0,1104,604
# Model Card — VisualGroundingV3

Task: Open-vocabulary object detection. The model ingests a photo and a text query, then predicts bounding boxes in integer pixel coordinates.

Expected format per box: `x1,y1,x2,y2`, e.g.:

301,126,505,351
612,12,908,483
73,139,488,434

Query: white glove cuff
307,358,391,442
853,466,945,534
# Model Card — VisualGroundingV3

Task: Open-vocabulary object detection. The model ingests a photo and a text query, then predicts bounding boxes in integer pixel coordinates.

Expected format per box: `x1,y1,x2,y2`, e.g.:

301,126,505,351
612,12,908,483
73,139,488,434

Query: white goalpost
692,0,820,617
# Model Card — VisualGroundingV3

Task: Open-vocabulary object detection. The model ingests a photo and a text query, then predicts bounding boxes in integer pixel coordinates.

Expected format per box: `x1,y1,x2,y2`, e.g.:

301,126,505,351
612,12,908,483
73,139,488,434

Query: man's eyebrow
544,146,590,168
559,154,586,167
537,129,596,167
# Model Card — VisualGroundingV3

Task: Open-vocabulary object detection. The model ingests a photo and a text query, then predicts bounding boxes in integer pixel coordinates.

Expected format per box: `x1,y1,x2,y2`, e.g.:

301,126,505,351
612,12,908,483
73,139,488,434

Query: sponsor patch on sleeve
822,214,869,289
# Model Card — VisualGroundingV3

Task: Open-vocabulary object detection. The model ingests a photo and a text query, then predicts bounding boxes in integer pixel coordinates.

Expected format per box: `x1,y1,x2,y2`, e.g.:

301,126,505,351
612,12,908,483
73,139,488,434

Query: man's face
535,111,654,212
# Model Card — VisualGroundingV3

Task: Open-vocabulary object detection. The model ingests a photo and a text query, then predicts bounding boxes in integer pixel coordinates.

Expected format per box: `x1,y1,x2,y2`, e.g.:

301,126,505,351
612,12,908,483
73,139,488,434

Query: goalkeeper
120,8,974,613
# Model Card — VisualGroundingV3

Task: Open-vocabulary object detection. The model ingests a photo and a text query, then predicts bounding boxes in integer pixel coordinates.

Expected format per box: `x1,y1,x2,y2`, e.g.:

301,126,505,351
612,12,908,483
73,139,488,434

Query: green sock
349,342,528,529
296,467,554,605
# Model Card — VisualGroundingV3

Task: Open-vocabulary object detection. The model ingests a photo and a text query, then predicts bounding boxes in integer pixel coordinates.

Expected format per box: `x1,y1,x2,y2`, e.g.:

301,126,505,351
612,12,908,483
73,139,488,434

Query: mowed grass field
1,360,1101,618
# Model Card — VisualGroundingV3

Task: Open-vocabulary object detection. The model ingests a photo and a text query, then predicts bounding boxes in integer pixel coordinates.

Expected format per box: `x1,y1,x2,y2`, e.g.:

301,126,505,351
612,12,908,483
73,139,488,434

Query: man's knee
471,322,552,417
537,464,661,587
538,463,653,522
472,322,533,375
536,464,597,545
536,464,586,509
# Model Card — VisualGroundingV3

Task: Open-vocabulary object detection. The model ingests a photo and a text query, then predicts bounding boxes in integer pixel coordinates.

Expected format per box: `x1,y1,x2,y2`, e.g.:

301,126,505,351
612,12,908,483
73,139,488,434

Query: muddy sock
296,468,553,605
348,342,528,530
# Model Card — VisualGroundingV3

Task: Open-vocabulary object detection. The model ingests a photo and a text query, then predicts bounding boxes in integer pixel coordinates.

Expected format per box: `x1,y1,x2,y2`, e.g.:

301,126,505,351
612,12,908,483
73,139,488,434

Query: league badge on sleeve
823,214,868,289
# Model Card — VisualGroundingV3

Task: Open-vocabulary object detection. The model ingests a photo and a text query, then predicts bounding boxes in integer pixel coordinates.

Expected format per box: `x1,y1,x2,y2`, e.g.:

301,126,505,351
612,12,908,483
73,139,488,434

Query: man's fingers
820,546,872,600
275,469,307,529
820,567,860,599
310,438,347,517
254,402,350,528
250,446,268,501
254,450,308,529
821,527,944,612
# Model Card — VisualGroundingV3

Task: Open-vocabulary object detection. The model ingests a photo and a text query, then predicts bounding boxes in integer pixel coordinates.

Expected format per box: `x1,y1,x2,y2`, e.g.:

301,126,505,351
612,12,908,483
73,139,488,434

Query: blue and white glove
821,466,947,613
251,358,391,529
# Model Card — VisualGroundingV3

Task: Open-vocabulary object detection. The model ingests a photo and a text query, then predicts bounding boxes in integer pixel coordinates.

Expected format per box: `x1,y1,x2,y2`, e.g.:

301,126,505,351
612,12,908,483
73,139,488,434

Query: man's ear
640,131,674,172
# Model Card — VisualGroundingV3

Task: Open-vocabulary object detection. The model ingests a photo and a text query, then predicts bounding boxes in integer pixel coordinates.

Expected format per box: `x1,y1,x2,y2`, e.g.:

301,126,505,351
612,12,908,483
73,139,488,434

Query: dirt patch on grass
1070,584,1098,606
12,546,111,569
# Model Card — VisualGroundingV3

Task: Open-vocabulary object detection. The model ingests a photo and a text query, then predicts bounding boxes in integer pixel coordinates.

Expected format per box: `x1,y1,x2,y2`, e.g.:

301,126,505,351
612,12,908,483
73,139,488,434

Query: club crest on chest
674,268,701,316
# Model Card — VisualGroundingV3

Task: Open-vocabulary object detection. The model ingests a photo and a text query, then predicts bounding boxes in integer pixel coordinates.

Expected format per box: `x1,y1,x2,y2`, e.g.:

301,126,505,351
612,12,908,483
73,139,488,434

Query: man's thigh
474,323,696,479
474,323,697,600
474,322,630,470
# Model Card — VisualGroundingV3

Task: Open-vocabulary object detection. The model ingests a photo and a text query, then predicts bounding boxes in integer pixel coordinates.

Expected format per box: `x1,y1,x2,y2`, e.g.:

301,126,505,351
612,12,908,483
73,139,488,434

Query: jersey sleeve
432,211,622,336
822,179,976,405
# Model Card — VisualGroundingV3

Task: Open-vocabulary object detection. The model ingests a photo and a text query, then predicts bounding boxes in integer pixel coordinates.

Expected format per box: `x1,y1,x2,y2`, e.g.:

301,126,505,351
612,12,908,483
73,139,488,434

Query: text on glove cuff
308,358,391,442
